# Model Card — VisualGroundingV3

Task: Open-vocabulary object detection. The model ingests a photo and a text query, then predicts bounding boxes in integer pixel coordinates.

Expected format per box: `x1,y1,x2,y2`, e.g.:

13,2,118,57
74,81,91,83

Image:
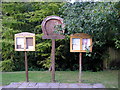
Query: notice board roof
15,32,35,36
70,33,91,38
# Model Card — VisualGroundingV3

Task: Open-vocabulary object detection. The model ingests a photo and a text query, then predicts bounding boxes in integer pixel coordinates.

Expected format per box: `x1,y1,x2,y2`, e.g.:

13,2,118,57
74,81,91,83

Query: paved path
1,82,105,89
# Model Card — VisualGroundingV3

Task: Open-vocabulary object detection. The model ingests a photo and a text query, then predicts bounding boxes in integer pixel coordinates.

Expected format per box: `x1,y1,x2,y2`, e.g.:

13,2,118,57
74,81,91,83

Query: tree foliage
61,2,120,46
2,2,64,71
60,2,120,71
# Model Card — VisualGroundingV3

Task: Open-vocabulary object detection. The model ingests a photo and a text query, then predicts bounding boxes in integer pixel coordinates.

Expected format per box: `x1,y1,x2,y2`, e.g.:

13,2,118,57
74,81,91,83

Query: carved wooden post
51,40,55,82
41,16,65,82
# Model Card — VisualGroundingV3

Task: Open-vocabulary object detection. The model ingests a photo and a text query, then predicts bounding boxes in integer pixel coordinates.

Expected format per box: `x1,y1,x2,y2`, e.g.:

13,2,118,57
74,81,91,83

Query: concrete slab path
1,82,105,89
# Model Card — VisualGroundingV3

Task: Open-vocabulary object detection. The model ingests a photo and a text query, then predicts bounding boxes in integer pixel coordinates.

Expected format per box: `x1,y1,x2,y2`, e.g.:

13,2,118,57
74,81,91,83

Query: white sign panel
28,46,34,49
82,39,90,50
72,38,80,50
16,37,24,49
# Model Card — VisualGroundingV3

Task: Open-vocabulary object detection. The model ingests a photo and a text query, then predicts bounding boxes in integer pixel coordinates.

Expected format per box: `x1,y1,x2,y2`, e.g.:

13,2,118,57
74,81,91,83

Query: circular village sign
41,16,65,82
41,16,65,39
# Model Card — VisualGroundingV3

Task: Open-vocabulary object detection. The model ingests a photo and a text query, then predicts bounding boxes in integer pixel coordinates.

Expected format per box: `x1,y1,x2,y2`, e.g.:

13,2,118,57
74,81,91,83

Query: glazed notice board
70,33,92,52
15,32,35,51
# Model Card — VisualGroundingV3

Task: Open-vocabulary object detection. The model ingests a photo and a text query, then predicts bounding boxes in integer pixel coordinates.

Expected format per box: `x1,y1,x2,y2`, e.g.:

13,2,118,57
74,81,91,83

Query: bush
0,59,15,72
109,59,120,70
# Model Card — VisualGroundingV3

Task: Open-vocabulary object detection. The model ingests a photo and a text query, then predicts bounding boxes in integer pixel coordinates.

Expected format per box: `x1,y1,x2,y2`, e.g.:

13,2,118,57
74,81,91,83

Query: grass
1,70,118,88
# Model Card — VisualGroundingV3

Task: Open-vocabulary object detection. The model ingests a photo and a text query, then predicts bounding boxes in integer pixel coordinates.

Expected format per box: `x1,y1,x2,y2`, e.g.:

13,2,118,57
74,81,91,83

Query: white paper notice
82,39,90,50
16,37,24,48
72,38,80,50
28,46,34,49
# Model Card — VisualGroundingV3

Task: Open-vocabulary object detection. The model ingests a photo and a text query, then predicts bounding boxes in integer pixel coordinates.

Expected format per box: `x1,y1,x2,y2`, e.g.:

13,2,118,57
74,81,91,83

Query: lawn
1,70,118,88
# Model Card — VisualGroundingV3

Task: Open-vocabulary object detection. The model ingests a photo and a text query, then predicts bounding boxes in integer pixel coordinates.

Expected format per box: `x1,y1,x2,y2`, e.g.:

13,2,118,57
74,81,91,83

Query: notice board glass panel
26,37,33,49
82,39,90,50
72,38,80,50
16,37,24,49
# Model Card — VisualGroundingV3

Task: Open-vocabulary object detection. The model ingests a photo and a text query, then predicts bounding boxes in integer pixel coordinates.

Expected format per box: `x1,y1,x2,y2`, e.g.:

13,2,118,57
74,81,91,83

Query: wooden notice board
15,32,35,51
70,33,92,52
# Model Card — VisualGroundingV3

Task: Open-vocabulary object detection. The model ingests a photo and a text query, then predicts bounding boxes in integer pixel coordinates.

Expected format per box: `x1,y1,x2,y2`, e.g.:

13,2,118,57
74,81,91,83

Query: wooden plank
42,35,65,39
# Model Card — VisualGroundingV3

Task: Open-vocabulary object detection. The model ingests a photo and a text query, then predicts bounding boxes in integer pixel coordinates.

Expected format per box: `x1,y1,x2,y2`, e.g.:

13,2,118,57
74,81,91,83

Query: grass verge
1,70,118,88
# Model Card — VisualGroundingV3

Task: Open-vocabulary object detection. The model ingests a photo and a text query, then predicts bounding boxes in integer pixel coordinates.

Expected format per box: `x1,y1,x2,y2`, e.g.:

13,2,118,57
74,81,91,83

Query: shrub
109,59,120,70
0,59,15,72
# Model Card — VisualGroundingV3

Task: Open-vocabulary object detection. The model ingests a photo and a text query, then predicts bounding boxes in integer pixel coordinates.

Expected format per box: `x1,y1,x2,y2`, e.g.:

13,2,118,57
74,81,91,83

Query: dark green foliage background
1,2,120,72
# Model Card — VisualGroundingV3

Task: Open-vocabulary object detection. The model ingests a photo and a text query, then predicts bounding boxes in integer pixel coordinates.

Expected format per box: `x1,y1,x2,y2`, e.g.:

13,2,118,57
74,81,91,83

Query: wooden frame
15,32,35,51
70,33,92,52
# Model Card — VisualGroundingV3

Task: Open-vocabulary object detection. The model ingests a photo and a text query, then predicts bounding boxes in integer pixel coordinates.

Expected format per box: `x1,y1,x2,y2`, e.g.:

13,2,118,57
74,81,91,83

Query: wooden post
51,39,55,82
79,52,82,83
25,51,29,82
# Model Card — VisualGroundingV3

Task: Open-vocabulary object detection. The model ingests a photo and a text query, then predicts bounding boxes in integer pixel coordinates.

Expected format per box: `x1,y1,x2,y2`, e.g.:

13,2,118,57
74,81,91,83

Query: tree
61,2,119,43
60,2,120,71
2,2,64,71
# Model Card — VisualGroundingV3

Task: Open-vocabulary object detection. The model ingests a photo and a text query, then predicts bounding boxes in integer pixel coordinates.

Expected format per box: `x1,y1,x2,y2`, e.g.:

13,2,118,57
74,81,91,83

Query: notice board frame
15,32,35,51
70,33,92,52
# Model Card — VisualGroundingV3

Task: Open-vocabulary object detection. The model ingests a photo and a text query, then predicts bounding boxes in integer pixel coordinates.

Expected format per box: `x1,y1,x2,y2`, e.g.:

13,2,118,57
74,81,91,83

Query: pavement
0,82,106,89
